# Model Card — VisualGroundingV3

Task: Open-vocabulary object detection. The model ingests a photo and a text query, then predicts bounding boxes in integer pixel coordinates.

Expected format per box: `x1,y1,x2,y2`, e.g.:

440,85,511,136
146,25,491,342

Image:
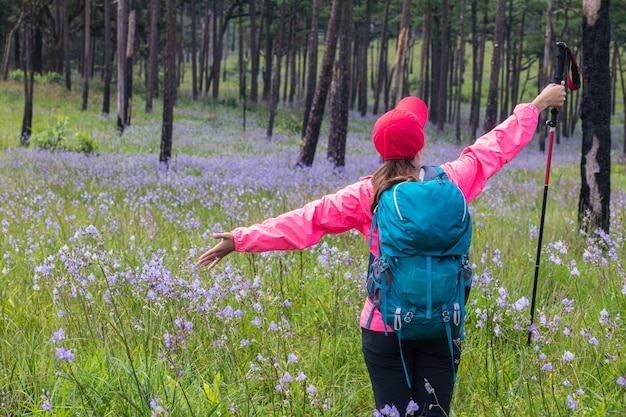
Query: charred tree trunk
102,0,112,114
301,0,319,136
327,0,352,170
81,0,91,111
482,0,505,133
390,0,411,107
63,0,71,90
191,0,198,100
437,0,449,131
418,0,430,102
161,0,178,164
538,0,553,151
117,0,128,133
372,0,390,115
470,0,488,137
20,14,34,146
296,0,341,167
579,0,611,233
266,0,287,140
146,0,159,113
249,0,259,103
455,0,467,145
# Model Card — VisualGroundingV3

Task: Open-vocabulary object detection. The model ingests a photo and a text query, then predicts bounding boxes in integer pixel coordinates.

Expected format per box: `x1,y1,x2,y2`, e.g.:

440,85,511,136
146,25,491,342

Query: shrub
73,130,99,155
32,115,68,152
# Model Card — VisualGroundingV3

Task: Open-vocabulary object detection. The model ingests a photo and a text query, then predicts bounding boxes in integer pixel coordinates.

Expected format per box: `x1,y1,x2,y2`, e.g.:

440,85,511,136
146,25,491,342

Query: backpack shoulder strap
419,165,445,181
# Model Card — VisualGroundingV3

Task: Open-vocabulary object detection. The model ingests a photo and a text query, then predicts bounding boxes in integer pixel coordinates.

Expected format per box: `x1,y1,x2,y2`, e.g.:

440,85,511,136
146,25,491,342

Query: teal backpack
366,166,473,387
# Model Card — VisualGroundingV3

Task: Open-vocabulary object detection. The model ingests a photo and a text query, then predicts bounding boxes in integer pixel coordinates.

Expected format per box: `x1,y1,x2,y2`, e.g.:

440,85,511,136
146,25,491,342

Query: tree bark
63,0,70,90
146,0,159,113
117,0,128,133
437,0,449,131
301,0,319,136
191,0,198,100
124,9,135,126
455,0,467,145
1,12,24,81
390,0,411,108
372,0,390,115
579,0,611,233
470,0,488,137
249,0,259,103
327,0,352,170
482,0,505,133
418,0,430,102
161,0,178,164
266,0,287,140
102,0,112,114
81,0,91,111
296,0,341,167
20,13,34,146
538,0,553,151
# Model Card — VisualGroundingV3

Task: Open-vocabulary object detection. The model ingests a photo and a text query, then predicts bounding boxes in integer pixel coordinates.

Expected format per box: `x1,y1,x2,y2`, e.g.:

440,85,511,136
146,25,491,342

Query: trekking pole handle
548,42,567,127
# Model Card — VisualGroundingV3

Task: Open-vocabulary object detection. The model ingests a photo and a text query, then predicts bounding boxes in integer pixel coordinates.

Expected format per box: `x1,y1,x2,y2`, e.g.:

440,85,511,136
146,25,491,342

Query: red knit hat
372,97,428,160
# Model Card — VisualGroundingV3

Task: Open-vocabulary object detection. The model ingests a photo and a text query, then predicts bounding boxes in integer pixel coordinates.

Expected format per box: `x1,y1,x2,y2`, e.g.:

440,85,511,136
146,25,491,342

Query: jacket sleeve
441,103,539,203
231,179,374,252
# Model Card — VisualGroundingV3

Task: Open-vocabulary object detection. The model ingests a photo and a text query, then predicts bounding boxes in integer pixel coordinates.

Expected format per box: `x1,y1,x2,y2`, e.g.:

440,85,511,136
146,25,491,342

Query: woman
196,83,566,415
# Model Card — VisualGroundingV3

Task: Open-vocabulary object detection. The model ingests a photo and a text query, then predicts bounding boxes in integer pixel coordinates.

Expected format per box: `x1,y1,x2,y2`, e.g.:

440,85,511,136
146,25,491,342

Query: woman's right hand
531,82,567,112
196,232,235,270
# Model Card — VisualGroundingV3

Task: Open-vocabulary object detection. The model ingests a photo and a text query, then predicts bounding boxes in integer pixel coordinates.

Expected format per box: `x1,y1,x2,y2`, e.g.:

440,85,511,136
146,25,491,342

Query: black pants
361,328,461,416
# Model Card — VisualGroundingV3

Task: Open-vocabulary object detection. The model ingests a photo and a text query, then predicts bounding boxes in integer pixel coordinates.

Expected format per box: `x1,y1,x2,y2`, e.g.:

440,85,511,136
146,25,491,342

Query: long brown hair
370,160,417,213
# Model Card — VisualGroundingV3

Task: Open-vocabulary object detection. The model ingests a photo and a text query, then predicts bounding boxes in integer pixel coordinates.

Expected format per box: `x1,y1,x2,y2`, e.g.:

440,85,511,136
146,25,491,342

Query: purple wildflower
541,362,553,372
562,351,575,363
405,399,419,414
55,347,75,362
617,376,626,387
51,328,65,344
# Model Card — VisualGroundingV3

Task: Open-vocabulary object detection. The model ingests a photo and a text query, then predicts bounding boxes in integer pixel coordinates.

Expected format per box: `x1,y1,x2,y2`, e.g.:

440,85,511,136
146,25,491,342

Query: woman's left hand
196,232,235,270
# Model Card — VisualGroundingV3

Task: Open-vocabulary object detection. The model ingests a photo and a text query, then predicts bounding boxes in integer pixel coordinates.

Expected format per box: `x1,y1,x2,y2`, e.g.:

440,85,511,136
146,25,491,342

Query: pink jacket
232,103,539,331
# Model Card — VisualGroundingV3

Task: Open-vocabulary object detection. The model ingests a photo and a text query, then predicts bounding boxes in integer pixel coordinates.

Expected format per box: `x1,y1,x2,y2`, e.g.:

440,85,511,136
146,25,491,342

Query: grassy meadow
0,76,625,417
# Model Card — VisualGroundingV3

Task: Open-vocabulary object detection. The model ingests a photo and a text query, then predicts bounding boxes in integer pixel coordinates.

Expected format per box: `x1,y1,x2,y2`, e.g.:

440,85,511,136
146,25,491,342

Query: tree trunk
81,0,91,111
418,0,430,101
482,0,505,133
1,13,24,80
538,0,553,151
161,0,178,164
437,0,449,131
327,0,352,170
20,14,34,146
296,0,341,167
372,0,390,115
146,0,159,113
63,0,70,90
429,12,441,123
266,0,287,141
102,0,112,114
356,0,371,116
390,0,411,108
455,0,467,145
301,0,319,136
470,0,488,137
117,0,128,133
249,0,259,103
124,9,136,126
191,0,198,100
579,0,611,233
287,1,298,104
262,0,272,102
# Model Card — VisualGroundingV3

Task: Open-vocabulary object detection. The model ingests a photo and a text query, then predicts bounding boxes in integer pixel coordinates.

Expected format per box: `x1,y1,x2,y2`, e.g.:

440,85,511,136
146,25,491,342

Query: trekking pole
527,42,567,345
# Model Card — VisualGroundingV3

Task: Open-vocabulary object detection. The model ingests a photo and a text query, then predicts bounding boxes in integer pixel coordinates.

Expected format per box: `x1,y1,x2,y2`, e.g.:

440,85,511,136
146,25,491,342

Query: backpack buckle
442,310,450,323
404,311,414,324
